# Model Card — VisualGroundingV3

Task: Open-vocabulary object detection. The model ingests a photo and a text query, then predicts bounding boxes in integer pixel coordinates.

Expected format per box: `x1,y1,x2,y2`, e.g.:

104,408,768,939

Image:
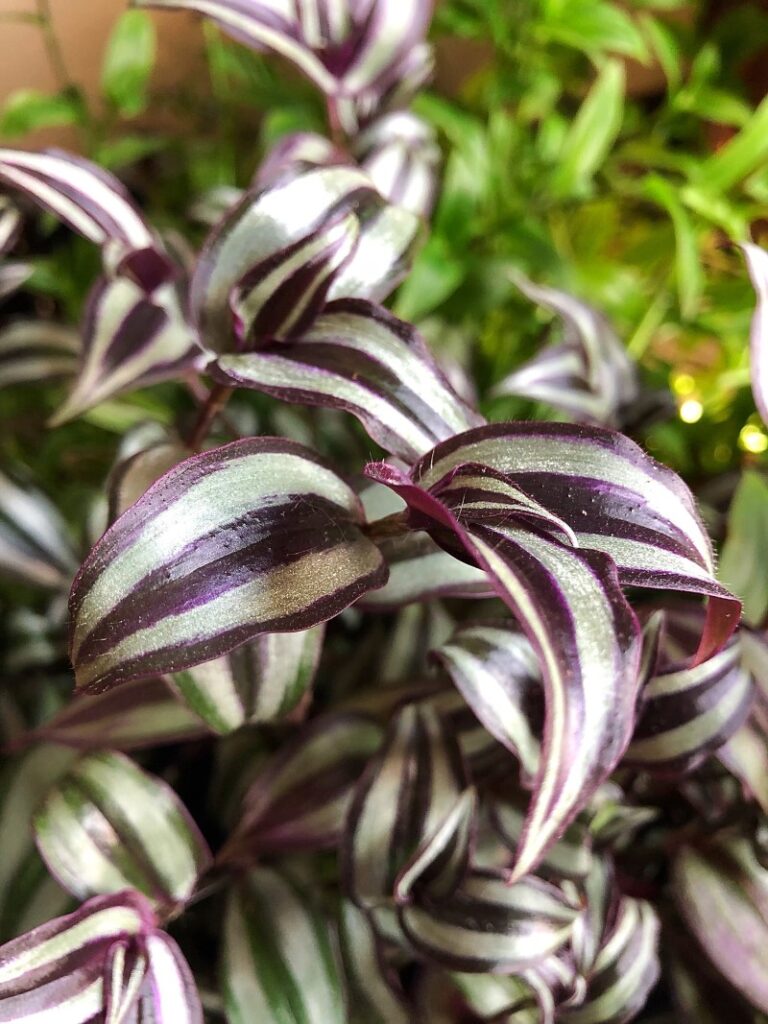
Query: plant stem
186,382,234,451
36,0,72,92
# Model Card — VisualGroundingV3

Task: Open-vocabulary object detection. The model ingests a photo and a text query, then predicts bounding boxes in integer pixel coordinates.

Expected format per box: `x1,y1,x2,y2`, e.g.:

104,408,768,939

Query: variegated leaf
490,795,592,882
400,870,578,973
0,890,202,1024
674,834,768,1013
0,149,173,291
343,702,467,906
69,438,388,692
338,901,410,1024
367,460,642,881
742,242,768,428
0,196,21,255
0,321,79,390
625,638,754,773
169,625,324,733
394,788,476,904
214,299,482,461
34,751,212,910
107,439,188,523
356,112,440,218
0,261,31,303
493,276,638,428
0,745,75,943
223,868,344,1024
0,470,78,590
50,276,203,427
433,622,543,783
35,678,211,751
191,167,420,352
255,132,349,190
223,713,383,860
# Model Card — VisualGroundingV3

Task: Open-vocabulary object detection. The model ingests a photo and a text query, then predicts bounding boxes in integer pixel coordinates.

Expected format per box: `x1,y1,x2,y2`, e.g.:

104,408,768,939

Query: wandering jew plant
2,1,768,1021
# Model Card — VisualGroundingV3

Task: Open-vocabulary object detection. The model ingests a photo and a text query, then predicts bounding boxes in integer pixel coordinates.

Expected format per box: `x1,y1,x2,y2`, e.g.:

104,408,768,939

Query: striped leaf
0,745,76,943
356,112,440,218
255,132,349,190
394,788,476,904
133,1,432,114
338,901,410,1024
107,440,188,523
168,625,324,733
35,678,211,751
399,870,578,973
493,276,638,428
0,890,202,1024
366,459,642,881
674,834,768,1014
561,896,660,1023
191,166,420,352
223,713,383,860
433,622,544,783
490,795,592,882
0,470,78,590
742,242,768,428
625,638,754,773
343,702,467,906
34,751,212,911
408,423,736,625
0,149,173,291
50,276,203,427
214,299,482,461
68,437,388,692
0,321,78,390
223,868,345,1024
0,261,31,302
0,196,21,255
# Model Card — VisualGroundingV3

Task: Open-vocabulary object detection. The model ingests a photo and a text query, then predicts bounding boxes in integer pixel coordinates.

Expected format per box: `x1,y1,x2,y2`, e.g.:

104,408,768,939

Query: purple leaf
356,112,440,218
213,299,483,462
68,438,388,692
0,470,78,590
0,321,79,391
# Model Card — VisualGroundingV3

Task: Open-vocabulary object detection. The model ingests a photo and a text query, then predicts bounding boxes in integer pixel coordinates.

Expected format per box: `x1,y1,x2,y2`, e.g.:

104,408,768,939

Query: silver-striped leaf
343,702,467,906
35,678,211,751
0,321,79,391
490,795,592,882
338,901,410,1024
34,751,212,911
625,638,754,774
214,298,483,462
223,868,345,1024
433,622,544,784
49,276,203,427
68,437,388,692
168,625,324,734
0,149,173,291
356,111,440,218
223,713,384,860
674,834,768,1013
190,166,420,352
0,470,78,590
399,869,578,974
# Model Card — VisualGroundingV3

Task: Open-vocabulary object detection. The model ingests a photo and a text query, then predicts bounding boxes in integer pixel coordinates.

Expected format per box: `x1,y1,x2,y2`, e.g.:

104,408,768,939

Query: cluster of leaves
2,0,768,1022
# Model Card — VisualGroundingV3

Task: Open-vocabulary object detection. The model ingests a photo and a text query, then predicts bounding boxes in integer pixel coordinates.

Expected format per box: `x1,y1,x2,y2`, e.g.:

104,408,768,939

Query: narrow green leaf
643,174,703,319
720,472,768,626
101,11,157,117
697,93,768,192
0,89,84,138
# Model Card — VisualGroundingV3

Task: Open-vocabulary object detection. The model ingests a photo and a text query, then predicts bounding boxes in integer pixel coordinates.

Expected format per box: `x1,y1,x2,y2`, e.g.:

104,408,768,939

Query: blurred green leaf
395,236,466,322
639,13,682,92
550,59,625,198
538,0,648,61
101,10,156,117
0,89,84,138
696,94,768,193
720,471,768,627
644,174,702,319
94,134,167,169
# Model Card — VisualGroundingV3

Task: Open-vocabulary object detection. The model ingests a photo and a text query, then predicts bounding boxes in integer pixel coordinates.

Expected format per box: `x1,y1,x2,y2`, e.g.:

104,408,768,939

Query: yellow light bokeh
679,399,703,424
672,373,696,396
739,424,768,454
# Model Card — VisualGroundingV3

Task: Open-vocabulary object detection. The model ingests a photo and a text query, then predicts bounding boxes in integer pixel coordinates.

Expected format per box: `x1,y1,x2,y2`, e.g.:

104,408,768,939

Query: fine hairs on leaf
3,1,768,1021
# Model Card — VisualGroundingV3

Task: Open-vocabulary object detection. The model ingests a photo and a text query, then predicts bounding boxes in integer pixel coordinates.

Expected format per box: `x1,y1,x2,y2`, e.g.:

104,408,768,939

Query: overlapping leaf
214,299,483,461
343,702,467,906
0,889,202,1023
192,166,421,352
338,901,410,1024
626,638,754,773
222,868,344,1024
223,713,383,860
68,438,388,691
169,625,324,733
356,111,440,218
34,751,212,910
